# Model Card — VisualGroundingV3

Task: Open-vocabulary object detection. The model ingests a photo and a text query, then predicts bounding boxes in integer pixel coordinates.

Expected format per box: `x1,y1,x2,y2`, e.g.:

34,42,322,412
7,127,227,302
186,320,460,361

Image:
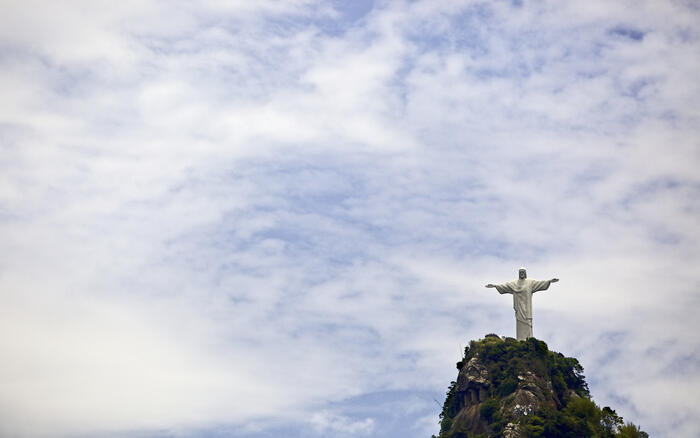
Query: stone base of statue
516,318,533,340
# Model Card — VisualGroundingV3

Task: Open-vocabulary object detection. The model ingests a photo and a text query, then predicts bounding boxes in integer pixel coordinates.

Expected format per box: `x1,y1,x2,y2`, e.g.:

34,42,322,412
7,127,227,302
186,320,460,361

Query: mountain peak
434,335,647,438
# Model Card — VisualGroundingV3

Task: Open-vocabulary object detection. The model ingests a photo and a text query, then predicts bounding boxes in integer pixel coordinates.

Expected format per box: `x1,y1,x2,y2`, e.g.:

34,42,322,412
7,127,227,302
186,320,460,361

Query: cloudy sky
1,0,699,437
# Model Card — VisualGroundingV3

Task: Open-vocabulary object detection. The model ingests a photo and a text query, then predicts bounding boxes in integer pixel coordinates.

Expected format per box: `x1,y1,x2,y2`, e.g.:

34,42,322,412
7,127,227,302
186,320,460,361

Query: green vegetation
480,398,500,424
434,336,647,438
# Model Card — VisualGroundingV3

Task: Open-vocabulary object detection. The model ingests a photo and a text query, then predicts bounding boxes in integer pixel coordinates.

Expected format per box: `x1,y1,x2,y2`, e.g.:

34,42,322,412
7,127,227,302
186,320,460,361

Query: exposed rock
504,369,556,420
502,422,521,438
456,354,490,389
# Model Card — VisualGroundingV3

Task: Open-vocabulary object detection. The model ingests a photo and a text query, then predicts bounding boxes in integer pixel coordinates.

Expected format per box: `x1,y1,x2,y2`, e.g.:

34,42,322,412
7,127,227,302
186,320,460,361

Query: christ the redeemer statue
486,268,559,341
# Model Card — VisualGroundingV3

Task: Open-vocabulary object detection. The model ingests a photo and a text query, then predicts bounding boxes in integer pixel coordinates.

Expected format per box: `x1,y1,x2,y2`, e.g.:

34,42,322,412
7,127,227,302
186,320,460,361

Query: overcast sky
1,1,699,437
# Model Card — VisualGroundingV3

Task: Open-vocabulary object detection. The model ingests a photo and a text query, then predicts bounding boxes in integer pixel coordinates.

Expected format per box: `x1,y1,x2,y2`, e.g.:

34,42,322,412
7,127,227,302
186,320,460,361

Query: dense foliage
434,336,647,438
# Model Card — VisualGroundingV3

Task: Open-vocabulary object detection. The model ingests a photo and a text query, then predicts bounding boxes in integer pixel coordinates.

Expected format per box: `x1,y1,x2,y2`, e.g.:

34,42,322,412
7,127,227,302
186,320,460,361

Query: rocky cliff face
434,335,647,438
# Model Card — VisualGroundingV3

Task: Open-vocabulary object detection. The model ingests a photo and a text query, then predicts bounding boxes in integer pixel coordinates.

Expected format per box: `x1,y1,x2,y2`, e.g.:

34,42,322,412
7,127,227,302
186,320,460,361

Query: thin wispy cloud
1,1,699,437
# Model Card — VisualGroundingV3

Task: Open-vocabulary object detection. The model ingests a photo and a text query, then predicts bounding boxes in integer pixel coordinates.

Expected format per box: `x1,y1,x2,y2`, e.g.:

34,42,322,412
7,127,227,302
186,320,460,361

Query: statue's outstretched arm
488,282,514,294
532,278,559,293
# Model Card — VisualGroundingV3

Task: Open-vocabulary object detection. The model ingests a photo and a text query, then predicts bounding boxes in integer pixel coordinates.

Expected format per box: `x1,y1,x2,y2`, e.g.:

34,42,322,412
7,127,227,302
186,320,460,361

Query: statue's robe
494,278,552,340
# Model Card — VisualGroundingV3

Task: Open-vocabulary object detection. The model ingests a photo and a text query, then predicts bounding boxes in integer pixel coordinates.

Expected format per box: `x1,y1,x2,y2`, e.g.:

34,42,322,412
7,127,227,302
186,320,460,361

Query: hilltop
434,335,647,438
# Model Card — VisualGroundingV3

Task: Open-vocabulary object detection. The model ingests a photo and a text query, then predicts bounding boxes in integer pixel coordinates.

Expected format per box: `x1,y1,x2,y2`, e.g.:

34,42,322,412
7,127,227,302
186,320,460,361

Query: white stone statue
485,268,559,340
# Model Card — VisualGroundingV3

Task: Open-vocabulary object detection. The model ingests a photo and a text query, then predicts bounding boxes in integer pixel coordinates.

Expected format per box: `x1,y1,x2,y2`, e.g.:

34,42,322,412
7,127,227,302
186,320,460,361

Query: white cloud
310,411,374,435
1,0,699,437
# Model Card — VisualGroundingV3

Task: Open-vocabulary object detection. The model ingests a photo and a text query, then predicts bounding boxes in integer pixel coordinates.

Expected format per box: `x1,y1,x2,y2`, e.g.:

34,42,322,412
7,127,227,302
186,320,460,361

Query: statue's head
518,268,527,279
